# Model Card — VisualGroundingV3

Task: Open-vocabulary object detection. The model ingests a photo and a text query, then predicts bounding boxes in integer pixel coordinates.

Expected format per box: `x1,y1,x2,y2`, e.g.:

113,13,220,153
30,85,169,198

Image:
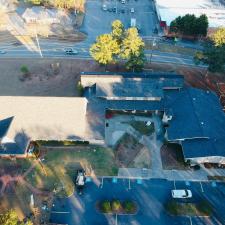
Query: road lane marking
100,177,104,188
51,211,70,214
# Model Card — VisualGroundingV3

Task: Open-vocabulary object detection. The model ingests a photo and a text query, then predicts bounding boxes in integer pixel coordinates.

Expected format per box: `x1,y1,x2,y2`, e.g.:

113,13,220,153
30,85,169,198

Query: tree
90,34,120,66
194,28,225,72
120,28,146,71
212,27,225,47
90,20,146,71
111,20,124,43
0,210,33,225
170,14,208,37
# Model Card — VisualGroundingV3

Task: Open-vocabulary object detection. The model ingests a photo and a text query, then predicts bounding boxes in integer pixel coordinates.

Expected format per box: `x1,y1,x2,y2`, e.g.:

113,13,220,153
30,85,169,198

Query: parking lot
50,178,225,225
81,0,158,42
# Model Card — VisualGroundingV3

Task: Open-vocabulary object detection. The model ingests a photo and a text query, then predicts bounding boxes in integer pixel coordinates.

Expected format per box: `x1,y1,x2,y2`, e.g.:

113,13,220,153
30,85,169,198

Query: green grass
36,140,89,147
165,200,212,216
26,146,118,197
208,176,225,181
129,121,155,136
144,40,198,56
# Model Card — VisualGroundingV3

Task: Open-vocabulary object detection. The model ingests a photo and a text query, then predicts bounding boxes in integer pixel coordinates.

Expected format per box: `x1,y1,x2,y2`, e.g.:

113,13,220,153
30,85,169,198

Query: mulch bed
115,133,144,167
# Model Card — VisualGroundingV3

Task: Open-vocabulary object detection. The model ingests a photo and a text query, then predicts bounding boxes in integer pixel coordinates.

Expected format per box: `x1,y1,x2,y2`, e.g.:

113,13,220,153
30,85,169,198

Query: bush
101,200,111,213
123,200,136,213
77,81,84,97
36,140,89,147
111,200,122,211
20,65,29,74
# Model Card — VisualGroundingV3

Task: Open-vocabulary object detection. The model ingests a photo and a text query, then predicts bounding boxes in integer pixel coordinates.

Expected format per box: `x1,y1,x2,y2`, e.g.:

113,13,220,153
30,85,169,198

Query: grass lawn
145,40,198,56
165,200,212,216
129,121,155,136
26,145,118,197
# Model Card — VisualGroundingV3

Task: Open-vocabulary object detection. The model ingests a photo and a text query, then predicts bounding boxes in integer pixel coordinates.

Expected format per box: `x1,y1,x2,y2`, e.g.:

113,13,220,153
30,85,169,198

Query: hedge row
36,140,89,147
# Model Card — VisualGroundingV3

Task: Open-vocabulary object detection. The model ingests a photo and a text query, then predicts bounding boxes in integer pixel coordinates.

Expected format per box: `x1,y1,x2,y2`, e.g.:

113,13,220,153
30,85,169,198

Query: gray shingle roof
0,117,13,139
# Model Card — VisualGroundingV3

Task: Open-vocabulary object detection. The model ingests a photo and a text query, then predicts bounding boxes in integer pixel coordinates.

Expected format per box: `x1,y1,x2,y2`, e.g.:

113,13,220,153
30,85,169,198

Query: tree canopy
170,14,208,37
90,20,146,71
212,27,225,47
0,210,33,225
90,34,120,65
194,28,225,72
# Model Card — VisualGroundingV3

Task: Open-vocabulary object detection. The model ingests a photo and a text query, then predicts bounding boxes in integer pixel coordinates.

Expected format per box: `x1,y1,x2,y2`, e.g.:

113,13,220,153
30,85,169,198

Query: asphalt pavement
49,178,225,225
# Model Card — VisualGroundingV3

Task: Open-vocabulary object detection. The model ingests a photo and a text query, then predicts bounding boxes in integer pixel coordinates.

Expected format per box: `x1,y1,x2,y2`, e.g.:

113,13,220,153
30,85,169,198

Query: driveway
50,178,225,225
80,0,158,43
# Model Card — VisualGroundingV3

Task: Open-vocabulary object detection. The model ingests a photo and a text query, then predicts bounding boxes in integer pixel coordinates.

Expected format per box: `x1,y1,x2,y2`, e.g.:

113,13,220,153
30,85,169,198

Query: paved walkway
117,115,225,182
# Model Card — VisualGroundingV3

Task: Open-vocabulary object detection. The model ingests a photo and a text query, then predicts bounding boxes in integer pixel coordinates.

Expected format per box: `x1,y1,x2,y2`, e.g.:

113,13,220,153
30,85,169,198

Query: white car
102,4,107,11
130,8,135,13
171,189,192,198
121,0,126,4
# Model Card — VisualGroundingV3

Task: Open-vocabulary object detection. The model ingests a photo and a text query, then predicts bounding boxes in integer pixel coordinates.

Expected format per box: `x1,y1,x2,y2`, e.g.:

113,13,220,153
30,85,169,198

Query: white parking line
200,182,204,192
173,180,176,189
51,211,70,214
128,179,131,190
189,216,193,225
100,177,104,188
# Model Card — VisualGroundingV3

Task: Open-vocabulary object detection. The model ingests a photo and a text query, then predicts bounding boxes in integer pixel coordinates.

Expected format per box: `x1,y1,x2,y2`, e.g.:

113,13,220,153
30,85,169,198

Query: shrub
20,65,29,74
101,200,111,213
77,81,84,97
36,140,89,147
123,200,136,213
111,200,122,211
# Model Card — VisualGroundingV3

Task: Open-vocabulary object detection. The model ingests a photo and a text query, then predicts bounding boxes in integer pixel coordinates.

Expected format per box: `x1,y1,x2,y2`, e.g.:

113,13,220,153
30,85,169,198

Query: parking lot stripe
128,179,131,190
200,182,204,192
51,211,70,214
173,180,176,189
189,216,193,225
100,177,104,188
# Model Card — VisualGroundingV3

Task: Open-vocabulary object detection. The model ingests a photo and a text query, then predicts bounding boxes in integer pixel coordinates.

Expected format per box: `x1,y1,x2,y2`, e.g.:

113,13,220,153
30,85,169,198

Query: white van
171,189,192,198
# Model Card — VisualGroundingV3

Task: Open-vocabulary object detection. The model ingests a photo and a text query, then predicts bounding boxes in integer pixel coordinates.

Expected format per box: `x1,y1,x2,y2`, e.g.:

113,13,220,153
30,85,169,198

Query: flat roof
0,97,87,152
155,0,225,27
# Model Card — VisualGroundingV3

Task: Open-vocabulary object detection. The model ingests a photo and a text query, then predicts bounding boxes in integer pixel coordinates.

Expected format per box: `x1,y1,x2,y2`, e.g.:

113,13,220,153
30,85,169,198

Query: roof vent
201,122,204,125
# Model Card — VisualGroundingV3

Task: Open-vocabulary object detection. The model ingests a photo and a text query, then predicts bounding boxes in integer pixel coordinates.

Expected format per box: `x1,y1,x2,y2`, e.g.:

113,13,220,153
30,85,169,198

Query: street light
149,38,156,64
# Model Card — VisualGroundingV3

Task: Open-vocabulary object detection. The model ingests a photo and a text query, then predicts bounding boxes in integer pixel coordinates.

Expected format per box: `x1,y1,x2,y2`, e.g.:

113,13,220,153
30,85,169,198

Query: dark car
64,48,79,55
75,169,86,195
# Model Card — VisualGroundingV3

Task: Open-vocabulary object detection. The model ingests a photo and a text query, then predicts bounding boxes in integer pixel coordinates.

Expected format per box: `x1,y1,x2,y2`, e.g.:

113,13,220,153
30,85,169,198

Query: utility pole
150,38,156,64
35,32,43,58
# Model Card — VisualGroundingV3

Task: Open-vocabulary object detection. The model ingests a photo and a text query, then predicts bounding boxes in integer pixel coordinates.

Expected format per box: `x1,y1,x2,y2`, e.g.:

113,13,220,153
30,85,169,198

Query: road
49,178,225,225
0,38,198,66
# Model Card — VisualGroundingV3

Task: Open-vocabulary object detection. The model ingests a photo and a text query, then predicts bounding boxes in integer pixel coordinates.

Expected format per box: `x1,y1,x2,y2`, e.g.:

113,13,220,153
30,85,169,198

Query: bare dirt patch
160,143,187,170
115,133,150,168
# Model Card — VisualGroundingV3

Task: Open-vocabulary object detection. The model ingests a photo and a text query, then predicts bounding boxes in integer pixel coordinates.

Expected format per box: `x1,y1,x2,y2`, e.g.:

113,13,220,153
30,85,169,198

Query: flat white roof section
155,0,225,27
0,97,87,142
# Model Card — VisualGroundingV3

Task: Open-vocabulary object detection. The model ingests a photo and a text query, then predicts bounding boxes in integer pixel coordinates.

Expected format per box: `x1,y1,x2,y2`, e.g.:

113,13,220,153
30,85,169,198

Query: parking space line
173,180,176,189
51,211,70,214
189,216,192,225
200,182,204,192
100,177,104,188
128,179,131,190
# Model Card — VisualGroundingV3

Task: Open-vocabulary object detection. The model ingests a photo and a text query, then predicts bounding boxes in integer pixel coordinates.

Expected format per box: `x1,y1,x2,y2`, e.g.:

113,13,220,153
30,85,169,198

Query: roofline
81,72,184,79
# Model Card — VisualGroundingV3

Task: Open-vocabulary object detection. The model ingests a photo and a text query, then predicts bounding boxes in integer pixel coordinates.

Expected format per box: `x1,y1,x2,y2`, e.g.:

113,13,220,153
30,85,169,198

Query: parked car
130,8,134,13
75,169,86,195
121,0,126,3
0,50,6,54
113,7,117,12
171,189,192,199
64,48,78,55
102,4,107,11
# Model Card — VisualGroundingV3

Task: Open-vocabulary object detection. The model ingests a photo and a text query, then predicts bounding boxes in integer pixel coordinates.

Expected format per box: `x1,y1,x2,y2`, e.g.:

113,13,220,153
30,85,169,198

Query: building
0,0,16,12
22,7,61,24
0,97,87,157
154,0,225,28
81,72,225,165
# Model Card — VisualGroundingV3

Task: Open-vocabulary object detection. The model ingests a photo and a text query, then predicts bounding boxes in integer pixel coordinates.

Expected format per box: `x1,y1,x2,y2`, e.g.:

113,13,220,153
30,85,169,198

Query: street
50,178,225,225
